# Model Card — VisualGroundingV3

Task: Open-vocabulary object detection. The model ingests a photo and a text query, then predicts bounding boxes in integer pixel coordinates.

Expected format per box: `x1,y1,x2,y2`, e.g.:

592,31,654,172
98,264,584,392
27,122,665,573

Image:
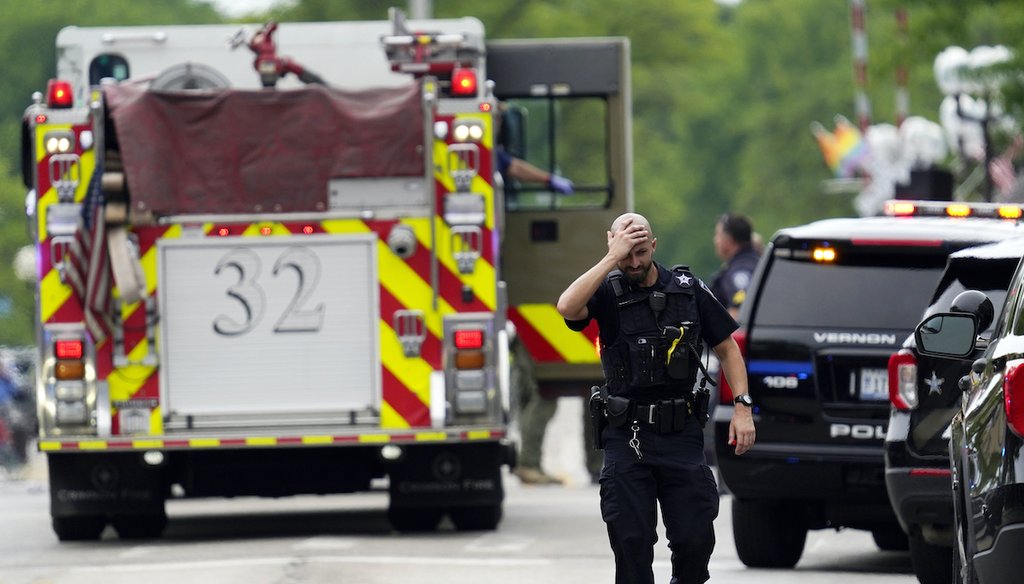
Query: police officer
710,213,760,319
556,213,754,584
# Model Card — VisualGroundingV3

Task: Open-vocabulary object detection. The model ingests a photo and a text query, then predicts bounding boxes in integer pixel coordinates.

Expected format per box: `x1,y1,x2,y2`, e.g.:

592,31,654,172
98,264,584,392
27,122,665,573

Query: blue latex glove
547,174,574,195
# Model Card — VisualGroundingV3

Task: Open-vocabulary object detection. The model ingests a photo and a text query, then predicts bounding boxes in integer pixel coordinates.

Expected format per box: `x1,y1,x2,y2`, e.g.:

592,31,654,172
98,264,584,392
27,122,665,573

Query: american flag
66,164,115,344
990,156,1018,198
990,137,1022,201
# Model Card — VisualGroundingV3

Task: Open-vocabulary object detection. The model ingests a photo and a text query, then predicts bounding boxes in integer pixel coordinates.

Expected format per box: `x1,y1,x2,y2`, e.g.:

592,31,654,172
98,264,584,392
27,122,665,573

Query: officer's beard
623,263,651,284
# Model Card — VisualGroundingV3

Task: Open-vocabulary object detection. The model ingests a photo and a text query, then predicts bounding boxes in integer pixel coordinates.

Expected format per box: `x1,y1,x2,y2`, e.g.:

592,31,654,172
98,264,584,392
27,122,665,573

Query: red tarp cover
104,83,425,216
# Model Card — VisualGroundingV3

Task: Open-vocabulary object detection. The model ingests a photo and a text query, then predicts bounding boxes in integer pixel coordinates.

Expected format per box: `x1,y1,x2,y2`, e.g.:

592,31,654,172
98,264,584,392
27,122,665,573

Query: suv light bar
884,199,1023,221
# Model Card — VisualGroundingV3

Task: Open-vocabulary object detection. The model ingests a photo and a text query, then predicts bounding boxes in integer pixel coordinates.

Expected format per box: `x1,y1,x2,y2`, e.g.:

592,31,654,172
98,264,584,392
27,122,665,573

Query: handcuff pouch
605,396,633,428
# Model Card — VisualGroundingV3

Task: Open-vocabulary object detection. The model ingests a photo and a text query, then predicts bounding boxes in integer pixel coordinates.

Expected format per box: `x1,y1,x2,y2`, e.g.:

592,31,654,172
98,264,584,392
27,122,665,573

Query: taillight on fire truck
449,323,490,416
454,327,485,369
1002,359,1024,438
888,349,918,410
46,79,74,108
53,337,89,426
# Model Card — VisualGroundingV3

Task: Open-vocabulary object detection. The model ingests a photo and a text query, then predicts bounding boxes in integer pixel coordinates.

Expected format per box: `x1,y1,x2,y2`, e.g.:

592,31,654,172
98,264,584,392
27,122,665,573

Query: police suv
714,201,1024,569
914,251,1024,584
887,237,1024,584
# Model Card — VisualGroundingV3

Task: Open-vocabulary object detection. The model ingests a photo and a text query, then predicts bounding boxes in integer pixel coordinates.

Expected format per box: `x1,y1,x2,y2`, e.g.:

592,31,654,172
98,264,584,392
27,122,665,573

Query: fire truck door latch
447,144,479,192
394,309,427,358
451,226,482,275
49,236,74,283
112,297,159,368
48,154,81,202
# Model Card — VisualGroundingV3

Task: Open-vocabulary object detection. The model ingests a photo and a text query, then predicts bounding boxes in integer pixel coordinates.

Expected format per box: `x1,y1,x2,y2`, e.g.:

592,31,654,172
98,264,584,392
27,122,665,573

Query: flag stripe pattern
65,164,114,344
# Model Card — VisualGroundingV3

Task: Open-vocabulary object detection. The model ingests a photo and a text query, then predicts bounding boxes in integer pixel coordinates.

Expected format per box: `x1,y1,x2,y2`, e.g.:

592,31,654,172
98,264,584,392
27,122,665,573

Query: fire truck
21,9,631,540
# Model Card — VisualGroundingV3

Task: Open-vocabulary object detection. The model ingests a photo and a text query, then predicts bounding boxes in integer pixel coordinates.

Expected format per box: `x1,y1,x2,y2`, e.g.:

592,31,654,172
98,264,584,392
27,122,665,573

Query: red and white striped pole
851,0,872,132
895,7,909,127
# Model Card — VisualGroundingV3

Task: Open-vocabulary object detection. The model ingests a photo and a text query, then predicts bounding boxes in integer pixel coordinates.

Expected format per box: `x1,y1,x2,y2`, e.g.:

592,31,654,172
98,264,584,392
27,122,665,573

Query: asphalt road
0,398,918,584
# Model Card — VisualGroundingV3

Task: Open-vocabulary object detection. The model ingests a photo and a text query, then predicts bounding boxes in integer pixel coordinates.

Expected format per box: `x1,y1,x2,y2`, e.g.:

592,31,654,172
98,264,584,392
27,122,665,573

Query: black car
714,205,1024,569
886,238,1024,584
915,260,1024,584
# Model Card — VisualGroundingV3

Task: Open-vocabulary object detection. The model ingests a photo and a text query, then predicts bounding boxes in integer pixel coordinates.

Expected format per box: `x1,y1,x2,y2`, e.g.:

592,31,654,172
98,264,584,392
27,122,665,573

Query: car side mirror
915,312,979,359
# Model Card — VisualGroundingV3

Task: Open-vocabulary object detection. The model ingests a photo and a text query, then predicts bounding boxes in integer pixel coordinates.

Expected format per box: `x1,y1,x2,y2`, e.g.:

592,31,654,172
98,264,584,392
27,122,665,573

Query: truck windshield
501,96,610,211
754,254,946,329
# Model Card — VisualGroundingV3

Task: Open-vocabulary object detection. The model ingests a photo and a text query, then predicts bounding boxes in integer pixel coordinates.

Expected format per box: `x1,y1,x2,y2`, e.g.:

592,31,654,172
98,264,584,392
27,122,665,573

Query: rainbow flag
811,115,869,178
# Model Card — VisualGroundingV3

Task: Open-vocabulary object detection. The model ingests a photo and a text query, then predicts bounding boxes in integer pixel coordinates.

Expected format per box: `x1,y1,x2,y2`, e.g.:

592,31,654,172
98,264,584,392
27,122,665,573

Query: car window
1006,258,1024,337
927,258,1017,335
754,254,945,329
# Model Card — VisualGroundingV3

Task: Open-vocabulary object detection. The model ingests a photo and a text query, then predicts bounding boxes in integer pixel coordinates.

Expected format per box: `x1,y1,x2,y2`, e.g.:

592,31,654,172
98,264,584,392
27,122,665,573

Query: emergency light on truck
451,68,477,96
46,79,74,108
51,335,91,426
54,339,85,381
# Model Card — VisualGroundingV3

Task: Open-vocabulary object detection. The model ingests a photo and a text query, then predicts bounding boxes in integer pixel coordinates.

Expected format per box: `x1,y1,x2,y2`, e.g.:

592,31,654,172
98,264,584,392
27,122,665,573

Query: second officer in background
710,213,760,319
556,213,754,584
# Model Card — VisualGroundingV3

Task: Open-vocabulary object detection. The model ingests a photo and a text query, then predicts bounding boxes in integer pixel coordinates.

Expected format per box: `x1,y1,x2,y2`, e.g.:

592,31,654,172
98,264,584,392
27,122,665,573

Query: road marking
313,555,550,566
293,536,359,550
74,555,551,573
76,557,291,572
465,533,536,552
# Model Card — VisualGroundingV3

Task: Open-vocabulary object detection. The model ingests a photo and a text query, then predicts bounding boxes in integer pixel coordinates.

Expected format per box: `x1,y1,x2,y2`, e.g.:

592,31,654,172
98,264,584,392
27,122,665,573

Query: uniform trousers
599,416,719,584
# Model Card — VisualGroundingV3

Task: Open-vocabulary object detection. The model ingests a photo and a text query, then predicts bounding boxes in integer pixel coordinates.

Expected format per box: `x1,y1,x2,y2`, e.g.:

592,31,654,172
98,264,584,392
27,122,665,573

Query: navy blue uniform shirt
710,245,759,311
564,262,738,401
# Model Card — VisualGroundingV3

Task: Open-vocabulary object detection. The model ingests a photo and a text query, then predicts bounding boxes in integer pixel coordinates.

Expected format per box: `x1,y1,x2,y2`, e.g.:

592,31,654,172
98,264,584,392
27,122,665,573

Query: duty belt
602,398,691,434
635,401,692,426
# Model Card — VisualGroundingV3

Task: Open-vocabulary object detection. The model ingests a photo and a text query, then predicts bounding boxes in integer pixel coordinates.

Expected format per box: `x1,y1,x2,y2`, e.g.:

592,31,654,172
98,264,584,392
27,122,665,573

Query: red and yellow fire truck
21,9,631,540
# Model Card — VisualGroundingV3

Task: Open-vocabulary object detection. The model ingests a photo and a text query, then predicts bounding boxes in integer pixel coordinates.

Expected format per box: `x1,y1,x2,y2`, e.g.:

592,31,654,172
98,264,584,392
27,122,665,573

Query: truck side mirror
915,312,979,359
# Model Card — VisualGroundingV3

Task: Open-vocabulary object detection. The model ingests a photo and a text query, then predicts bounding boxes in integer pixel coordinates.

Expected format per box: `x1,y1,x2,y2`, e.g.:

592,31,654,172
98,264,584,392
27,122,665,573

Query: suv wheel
909,534,953,584
387,507,443,532
52,515,106,541
732,499,806,568
112,510,168,540
448,504,502,531
871,528,909,551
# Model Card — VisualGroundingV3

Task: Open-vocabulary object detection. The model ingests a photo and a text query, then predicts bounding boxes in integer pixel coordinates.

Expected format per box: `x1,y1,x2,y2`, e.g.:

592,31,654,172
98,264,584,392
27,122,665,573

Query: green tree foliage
717,0,859,268
874,0,1024,140
0,157,33,346
0,0,222,344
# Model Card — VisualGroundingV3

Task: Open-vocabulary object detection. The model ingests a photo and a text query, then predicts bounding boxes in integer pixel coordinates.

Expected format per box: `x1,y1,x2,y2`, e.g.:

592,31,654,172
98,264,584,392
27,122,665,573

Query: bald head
608,213,657,284
610,213,653,237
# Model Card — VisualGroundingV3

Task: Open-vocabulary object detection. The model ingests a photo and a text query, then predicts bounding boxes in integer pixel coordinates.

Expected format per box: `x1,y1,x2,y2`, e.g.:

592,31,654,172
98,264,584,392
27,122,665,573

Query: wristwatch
734,394,754,407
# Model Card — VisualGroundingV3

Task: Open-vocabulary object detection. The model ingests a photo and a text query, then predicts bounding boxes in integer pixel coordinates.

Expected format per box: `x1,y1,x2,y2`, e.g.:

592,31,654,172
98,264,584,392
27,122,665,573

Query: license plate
859,368,889,401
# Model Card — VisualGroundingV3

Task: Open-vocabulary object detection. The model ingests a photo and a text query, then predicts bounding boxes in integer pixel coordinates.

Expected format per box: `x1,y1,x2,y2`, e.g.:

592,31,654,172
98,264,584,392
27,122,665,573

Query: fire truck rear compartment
157,234,381,429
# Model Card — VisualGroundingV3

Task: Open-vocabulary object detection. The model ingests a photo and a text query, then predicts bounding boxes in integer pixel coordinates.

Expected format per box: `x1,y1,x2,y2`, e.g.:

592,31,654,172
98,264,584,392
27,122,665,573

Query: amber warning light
884,199,1023,221
812,247,837,262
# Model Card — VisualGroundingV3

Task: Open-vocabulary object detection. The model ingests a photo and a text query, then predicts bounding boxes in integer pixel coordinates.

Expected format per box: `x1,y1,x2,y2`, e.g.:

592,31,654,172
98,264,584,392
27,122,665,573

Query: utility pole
850,0,872,132
895,7,909,127
409,0,433,20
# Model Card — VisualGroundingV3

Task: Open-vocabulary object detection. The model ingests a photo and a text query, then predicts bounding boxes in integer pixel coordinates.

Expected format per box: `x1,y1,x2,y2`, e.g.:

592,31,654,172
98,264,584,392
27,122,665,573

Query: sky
206,0,295,17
